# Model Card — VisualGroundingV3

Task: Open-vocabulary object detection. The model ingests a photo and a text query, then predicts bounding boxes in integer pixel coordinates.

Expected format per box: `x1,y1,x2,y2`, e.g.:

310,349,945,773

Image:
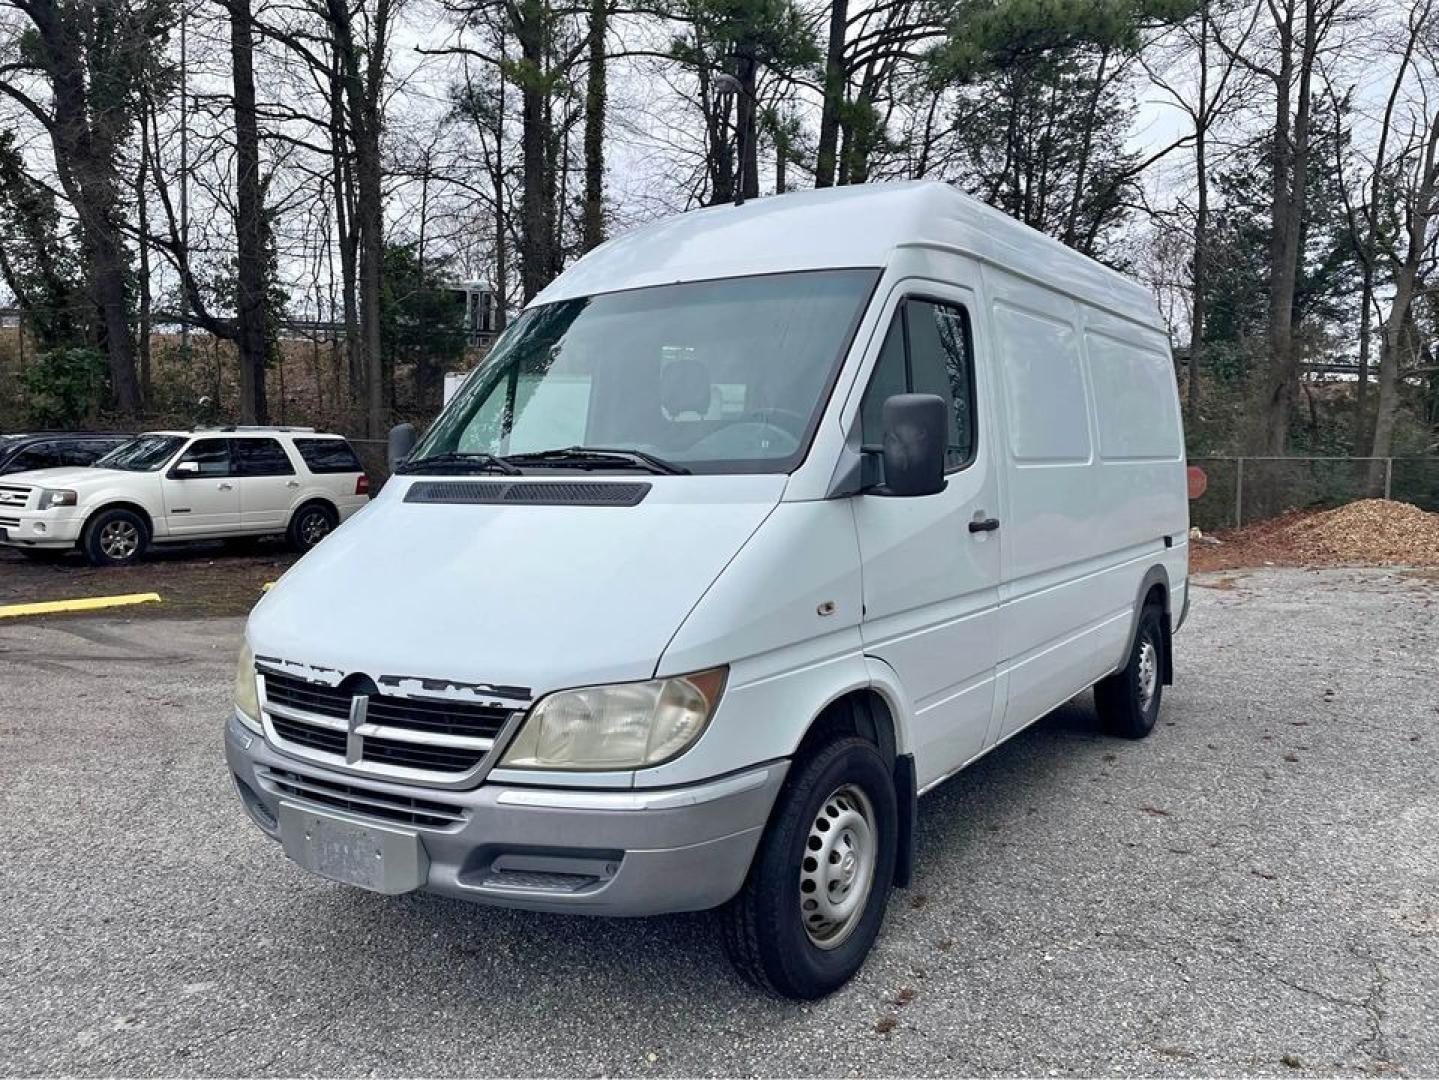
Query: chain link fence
1189,456,1439,532
346,438,1439,532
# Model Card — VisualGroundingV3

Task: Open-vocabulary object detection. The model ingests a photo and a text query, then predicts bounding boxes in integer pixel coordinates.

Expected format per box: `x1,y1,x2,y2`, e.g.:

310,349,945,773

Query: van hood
248,474,785,695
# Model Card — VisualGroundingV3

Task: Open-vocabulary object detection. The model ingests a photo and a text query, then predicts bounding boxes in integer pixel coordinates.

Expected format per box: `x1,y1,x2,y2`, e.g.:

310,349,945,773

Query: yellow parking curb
0,592,162,619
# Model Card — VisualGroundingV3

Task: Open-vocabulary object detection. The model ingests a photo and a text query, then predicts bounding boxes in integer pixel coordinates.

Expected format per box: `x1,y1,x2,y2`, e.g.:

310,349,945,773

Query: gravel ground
0,567,1435,1077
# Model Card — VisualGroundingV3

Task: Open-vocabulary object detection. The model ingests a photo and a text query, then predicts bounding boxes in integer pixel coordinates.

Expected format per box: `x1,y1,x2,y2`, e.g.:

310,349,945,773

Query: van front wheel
1095,602,1165,738
719,736,897,999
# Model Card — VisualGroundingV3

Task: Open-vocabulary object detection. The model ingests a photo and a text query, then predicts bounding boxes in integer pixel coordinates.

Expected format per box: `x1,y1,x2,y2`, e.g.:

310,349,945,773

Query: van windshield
409,269,878,475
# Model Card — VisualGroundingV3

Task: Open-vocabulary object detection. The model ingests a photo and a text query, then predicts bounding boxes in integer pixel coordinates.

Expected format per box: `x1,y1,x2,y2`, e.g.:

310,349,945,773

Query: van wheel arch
1122,567,1173,687
790,688,916,889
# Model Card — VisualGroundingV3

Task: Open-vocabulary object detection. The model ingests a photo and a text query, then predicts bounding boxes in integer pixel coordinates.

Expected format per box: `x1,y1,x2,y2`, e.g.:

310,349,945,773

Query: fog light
32,522,46,534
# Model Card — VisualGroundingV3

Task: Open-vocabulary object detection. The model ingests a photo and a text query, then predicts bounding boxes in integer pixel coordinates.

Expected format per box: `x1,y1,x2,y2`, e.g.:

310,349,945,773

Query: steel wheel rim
300,512,330,546
1137,637,1159,712
800,783,878,950
99,520,139,560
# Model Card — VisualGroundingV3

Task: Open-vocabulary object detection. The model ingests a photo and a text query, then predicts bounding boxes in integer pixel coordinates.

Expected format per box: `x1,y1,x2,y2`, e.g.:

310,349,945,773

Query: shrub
21,347,110,427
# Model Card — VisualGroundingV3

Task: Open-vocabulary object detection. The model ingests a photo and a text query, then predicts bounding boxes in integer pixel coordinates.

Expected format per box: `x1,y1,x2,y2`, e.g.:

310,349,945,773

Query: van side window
859,299,977,470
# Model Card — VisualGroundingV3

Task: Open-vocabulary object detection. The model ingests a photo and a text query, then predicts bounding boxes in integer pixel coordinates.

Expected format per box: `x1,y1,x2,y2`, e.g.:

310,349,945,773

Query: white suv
0,427,370,566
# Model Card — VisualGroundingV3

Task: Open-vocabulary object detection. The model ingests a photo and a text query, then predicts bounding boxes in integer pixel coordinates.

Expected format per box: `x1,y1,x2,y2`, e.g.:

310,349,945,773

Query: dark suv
0,432,134,476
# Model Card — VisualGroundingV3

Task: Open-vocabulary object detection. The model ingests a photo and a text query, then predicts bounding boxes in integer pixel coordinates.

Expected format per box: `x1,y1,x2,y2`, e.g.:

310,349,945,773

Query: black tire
720,736,898,999
286,502,337,553
1095,602,1165,739
81,507,149,567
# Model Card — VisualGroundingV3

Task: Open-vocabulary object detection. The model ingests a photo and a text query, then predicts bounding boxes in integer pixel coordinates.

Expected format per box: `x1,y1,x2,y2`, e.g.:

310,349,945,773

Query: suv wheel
287,502,336,553
82,508,149,567
719,736,897,999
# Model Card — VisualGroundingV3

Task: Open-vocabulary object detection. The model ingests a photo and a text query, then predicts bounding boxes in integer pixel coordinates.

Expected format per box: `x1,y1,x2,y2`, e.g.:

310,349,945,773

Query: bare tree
1219,0,1354,454
1145,1,1258,420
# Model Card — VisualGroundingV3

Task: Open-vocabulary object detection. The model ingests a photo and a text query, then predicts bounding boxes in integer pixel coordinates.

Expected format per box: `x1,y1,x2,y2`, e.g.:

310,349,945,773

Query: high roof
533,180,1161,330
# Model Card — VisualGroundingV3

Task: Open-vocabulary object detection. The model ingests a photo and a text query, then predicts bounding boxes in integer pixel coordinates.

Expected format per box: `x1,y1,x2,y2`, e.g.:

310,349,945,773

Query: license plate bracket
278,801,428,894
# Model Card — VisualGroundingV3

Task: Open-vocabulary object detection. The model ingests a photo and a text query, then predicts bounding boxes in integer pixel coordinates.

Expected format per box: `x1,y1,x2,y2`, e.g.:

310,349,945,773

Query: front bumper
225,713,787,916
0,509,83,548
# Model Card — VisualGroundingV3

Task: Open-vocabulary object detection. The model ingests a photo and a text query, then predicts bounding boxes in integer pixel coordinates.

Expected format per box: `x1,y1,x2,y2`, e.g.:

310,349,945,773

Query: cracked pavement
0,567,1436,1076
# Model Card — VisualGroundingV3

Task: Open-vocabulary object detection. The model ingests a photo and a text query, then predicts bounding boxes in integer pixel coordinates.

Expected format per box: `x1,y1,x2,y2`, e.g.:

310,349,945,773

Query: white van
225,182,1188,999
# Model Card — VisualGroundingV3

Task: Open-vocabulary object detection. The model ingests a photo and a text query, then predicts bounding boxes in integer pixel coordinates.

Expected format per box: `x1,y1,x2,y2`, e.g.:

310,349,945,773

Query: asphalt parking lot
1,567,1435,1077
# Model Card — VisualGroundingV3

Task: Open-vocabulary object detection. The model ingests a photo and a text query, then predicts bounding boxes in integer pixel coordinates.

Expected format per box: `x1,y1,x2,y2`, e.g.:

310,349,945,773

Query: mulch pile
1191,498,1439,572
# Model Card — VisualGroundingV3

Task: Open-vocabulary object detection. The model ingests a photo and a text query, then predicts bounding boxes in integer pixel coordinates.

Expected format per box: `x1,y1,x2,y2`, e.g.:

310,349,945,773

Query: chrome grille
0,516,19,528
260,767,467,829
0,485,30,509
271,714,347,755
263,672,351,719
257,666,523,787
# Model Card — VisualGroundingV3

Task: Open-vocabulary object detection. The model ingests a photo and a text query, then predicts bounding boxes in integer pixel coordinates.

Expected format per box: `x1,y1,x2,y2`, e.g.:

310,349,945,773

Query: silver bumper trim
493,767,778,811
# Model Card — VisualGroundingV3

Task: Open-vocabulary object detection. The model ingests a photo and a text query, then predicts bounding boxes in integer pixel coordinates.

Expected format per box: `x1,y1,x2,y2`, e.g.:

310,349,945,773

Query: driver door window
859,299,977,471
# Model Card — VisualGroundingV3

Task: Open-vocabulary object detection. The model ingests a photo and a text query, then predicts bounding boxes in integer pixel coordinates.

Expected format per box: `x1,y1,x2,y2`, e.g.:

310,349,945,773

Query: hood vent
404,480,651,507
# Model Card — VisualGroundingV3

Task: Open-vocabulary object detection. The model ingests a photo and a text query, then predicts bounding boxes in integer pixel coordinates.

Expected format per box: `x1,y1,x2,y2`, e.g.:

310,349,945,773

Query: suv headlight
499,667,727,771
233,641,263,733
37,489,77,510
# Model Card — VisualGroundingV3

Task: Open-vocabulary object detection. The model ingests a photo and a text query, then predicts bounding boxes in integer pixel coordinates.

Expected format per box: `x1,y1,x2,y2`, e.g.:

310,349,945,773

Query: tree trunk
518,2,550,301
356,132,385,436
329,43,361,418
230,0,269,425
494,44,510,331
1352,261,1373,447
737,52,760,200
814,0,848,188
1188,127,1208,422
1367,268,1416,493
1256,0,1317,456
582,0,606,252
326,0,389,435
135,123,152,410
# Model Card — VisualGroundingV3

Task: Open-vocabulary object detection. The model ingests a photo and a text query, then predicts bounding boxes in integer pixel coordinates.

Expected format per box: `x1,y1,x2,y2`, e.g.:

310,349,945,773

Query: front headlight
37,489,77,510
499,667,727,771
233,641,263,733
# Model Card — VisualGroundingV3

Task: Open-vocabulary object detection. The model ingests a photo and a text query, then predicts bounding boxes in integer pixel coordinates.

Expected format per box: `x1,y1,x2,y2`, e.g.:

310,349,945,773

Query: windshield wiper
396,451,521,476
503,446,690,475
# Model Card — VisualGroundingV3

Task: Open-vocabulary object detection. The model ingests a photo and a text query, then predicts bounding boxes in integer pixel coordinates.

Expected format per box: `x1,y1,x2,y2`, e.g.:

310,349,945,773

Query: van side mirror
387,423,417,470
880,393,947,497
172,460,199,476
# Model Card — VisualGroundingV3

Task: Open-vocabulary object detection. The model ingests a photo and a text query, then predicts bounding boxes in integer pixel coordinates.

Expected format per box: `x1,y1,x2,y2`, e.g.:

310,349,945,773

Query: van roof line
530,181,1162,331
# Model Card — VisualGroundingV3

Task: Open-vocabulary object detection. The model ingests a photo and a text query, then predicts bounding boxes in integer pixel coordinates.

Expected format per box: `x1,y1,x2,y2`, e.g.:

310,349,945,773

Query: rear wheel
719,736,897,999
286,502,336,553
82,508,149,567
1095,602,1165,738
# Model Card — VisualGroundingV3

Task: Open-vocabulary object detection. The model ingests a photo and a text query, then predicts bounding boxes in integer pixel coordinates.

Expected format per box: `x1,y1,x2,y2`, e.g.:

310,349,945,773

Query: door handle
968,516,1000,533
218,482,233,491
286,480,300,488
